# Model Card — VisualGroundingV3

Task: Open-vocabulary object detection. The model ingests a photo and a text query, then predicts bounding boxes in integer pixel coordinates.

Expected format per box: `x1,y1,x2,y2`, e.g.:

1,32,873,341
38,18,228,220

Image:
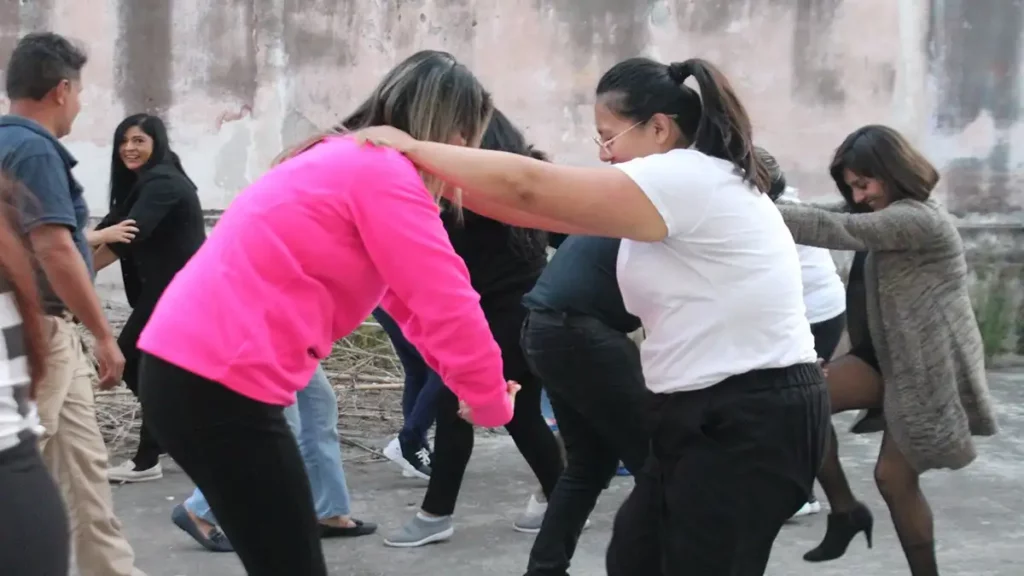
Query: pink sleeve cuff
469,393,514,428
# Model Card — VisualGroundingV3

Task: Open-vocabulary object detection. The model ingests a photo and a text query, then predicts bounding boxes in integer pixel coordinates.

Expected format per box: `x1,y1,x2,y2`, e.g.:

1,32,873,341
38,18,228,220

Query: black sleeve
108,177,181,257
547,232,568,249
95,211,116,231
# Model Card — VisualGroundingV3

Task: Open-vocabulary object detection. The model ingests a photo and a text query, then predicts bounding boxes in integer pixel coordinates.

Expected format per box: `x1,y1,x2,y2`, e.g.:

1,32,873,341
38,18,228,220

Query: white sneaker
791,499,822,518
513,494,548,533
512,494,592,534
107,461,163,483
383,437,430,480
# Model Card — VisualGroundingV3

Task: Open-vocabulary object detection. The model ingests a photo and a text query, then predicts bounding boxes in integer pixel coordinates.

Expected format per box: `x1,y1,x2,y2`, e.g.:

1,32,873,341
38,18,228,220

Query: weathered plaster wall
2,0,1022,353
1,0,1023,219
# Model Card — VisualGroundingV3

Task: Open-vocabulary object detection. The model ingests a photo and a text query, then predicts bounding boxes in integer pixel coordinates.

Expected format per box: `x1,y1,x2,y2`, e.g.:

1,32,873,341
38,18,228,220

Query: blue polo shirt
0,115,93,313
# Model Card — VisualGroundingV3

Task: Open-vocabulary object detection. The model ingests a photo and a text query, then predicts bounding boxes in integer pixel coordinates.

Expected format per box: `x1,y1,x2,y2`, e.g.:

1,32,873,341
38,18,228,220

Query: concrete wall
3,0,1023,351
1,0,1023,218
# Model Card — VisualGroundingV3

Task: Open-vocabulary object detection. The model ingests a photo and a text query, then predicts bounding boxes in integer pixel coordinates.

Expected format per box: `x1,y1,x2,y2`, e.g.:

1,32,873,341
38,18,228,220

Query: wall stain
282,0,360,68
928,0,1024,213
538,0,653,69
424,0,477,49
0,0,55,92
791,0,845,107
675,0,748,33
116,0,173,115
197,0,258,105
927,0,1023,132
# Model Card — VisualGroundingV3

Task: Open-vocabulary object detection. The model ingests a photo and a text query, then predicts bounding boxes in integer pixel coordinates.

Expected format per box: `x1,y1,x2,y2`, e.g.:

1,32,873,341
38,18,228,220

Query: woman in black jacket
383,110,565,547
93,114,206,482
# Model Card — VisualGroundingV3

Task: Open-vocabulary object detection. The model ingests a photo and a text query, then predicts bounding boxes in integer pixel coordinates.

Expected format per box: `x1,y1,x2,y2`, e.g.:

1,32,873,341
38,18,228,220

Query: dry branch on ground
88,310,405,461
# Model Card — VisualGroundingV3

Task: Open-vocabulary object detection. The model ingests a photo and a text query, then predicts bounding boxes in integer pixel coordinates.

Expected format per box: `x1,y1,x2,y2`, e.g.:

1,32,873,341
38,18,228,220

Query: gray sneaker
383,514,454,548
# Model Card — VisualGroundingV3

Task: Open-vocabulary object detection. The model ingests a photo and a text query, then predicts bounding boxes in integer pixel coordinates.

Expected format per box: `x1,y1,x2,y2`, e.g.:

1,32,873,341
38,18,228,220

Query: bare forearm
408,141,535,210
92,245,119,271
85,229,106,248
460,191,591,235
37,244,113,340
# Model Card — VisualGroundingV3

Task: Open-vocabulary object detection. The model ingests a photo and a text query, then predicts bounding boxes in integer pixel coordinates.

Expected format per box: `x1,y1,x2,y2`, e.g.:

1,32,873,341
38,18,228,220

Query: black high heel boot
803,502,874,562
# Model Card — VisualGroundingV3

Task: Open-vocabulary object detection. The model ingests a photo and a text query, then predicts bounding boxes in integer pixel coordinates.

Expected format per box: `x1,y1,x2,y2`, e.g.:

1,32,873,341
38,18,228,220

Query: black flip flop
319,519,378,539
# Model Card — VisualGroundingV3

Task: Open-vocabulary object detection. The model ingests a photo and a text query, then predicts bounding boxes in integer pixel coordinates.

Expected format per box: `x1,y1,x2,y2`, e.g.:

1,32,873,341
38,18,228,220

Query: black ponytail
667,59,769,193
597,56,769,193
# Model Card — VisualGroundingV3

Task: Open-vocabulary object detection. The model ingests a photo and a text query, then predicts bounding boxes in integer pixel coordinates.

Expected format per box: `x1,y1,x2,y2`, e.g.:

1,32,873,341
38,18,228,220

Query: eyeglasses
593,114,678,154
593,120,643,154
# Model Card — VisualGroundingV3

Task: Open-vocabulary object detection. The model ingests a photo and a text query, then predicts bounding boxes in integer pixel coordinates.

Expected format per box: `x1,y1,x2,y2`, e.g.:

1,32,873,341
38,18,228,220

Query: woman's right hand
100,219,139,244
351,126,418,154
458,380,521,426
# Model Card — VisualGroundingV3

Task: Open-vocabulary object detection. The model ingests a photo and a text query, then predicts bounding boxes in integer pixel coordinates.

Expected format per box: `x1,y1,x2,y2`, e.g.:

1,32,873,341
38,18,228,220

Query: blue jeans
371,308,443,447
540,388,556,425
185,365,351,522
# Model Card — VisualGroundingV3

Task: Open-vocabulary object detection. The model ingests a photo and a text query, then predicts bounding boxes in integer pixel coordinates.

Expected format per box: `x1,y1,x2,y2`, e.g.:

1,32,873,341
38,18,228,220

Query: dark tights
819,355,938,576
118,305,163,469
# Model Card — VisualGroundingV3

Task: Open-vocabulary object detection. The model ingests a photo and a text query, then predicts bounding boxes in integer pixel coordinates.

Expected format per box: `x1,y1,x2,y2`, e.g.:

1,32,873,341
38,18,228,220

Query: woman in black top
93,114,206,482
382,110,564,547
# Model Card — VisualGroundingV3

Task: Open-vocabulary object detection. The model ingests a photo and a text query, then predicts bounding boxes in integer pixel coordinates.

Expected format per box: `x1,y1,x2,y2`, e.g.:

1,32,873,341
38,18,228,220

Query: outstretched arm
356,128,669,242
778,200,950,251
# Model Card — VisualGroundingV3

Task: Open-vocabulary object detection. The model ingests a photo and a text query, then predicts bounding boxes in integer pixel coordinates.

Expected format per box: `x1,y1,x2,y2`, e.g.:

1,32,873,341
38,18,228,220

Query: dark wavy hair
830,125,939,209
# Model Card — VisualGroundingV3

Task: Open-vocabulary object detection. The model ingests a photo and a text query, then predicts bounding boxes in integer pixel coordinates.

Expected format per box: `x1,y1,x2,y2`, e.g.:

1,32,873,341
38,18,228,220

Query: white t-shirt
615,149,817,395
0,289,42,453
780,187,847,324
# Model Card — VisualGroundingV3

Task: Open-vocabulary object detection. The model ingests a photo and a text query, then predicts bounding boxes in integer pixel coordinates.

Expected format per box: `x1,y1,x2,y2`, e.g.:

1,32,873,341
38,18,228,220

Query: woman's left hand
351,126,417,154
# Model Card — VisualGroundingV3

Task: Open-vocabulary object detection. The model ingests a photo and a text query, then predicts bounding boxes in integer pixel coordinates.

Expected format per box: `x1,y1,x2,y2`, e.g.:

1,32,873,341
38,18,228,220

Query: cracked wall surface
0,0,1022,222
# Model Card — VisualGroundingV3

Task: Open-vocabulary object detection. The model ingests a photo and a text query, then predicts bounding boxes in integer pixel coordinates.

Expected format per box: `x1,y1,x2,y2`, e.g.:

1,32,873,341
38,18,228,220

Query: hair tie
668,62,690,84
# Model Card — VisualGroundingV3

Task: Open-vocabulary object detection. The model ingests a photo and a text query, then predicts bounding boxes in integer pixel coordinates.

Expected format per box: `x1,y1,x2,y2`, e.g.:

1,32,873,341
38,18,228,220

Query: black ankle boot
803,502,874,562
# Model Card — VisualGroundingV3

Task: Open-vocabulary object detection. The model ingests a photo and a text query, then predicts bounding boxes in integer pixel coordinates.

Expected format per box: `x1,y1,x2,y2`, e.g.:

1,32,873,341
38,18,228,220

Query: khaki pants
36,317,145,576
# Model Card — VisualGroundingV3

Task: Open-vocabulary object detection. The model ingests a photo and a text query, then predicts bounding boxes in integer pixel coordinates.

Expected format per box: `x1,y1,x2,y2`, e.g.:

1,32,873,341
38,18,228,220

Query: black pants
139,354,326,576
522,311,652,576
422,297,564,517
810,312,846,364
606,363,830,576
0,437,70,576
119,305,162,468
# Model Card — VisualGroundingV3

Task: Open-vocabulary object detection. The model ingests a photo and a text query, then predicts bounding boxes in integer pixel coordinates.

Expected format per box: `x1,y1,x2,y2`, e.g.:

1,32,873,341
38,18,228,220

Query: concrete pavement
105,369,1024,576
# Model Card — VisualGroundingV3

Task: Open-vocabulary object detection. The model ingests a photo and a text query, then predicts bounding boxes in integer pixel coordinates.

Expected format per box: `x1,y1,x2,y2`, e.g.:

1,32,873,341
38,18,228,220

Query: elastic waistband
719,362,823,393
658,363,824,402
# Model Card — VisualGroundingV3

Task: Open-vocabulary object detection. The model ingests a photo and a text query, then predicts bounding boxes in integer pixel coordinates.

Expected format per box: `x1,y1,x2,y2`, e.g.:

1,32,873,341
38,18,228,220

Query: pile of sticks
90,319,406,459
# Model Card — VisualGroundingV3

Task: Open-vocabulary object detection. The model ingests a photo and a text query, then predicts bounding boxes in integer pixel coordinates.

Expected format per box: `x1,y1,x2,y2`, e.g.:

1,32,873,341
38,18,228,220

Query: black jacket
98,163,205,310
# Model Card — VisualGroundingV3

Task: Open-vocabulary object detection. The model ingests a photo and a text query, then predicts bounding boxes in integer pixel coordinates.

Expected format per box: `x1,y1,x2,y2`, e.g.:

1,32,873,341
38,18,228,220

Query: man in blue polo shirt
0,32,143,576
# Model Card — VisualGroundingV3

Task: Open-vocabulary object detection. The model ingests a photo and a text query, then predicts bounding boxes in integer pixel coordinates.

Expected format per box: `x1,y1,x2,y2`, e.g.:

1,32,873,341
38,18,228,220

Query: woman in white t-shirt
0,176,70,575
356,57,829,575
759,147,847,519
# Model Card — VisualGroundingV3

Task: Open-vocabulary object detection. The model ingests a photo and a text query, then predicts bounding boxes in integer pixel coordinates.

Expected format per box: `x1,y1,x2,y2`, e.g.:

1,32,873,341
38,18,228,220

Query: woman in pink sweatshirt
134,50,513,576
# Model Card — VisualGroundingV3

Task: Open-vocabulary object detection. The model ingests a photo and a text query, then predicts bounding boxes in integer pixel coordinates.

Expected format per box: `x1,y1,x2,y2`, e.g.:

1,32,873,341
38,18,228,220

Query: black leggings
421,299,564,517
139,354,326,576
119,305,162,468
0,438,70,576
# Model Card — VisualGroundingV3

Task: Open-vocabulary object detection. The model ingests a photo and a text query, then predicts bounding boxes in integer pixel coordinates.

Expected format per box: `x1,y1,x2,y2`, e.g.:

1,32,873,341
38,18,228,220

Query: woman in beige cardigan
778,125,998,576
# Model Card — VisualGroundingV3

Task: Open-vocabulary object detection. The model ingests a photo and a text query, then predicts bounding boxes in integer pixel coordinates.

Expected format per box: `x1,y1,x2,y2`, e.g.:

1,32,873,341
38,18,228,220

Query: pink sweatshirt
137,137,513,427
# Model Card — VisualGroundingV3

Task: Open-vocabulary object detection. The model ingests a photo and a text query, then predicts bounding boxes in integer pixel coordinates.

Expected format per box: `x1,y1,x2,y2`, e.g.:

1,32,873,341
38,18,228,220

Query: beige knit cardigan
779,198,998,472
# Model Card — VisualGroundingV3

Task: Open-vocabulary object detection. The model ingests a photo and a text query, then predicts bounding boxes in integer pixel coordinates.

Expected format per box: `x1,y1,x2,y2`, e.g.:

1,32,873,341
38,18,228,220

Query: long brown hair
0,174,47,397
272,49,493,201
